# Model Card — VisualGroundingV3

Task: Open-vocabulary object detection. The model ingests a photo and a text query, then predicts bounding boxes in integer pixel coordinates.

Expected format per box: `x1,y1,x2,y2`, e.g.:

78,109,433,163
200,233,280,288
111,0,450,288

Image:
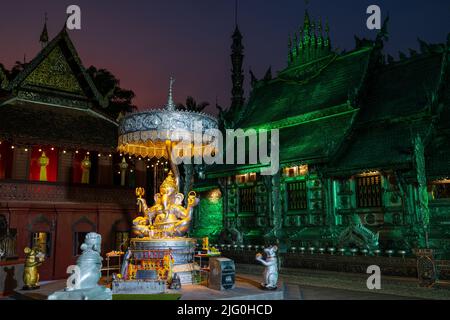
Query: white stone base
48,286,112,300
112,280,166,294
173,263,199,285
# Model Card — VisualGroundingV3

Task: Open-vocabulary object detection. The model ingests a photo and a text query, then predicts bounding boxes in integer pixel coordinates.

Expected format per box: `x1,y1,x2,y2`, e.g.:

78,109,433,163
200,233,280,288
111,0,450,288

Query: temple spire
39,13,49,48
288,10,332,66
235,0,239,27
288,34,293,64
165,76,176,111
325,19,331,49
230,10,245,113
317,18,324,49
303,10,311,31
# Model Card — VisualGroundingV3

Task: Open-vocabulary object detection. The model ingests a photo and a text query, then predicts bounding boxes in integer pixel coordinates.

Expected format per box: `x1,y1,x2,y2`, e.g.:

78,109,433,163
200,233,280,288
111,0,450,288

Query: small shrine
112,78,219,294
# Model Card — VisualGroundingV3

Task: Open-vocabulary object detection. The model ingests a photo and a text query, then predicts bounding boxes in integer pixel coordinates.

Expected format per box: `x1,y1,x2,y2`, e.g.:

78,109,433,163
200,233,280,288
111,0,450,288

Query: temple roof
330,51,447,175
3,28,107,109
359,53,444,123
237,47,372,129
206,36,448,178
207,110,357,177
329,119,431,175
0,27,118,151
0,103,117,152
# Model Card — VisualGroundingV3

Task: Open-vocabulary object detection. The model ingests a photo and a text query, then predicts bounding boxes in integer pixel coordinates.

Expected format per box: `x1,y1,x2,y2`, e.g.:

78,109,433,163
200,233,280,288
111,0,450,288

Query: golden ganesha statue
132,171,199,239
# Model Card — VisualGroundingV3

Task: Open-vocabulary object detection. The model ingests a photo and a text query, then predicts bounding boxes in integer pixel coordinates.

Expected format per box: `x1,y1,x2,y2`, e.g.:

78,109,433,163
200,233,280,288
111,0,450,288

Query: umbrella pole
165,140,181,188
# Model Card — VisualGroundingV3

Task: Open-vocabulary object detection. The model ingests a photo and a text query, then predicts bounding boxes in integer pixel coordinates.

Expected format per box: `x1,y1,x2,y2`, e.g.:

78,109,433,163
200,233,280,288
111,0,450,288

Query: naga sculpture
338,214,379,252
48,233,112,300
74,232,104,290
132,171,199,239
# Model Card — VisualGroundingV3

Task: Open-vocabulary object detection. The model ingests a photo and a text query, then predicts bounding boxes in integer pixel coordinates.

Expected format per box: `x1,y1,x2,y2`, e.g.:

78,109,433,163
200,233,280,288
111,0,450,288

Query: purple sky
0,0,449,114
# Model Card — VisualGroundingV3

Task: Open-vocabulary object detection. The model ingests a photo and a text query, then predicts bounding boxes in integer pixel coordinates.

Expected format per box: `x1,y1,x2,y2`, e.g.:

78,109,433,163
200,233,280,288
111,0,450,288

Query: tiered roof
206,12,450,179
330,51,446,175
0,26,118,152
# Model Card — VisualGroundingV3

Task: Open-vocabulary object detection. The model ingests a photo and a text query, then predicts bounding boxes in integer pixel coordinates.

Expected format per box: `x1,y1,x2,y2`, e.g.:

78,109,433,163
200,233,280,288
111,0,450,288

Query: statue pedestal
112,280,166,295
129,238,197,285
48,286,112,300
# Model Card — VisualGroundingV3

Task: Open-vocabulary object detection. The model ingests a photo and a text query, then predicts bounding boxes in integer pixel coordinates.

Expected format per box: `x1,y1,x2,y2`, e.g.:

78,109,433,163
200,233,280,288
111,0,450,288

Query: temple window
115,231,130,251
283,165,309,178
356,174,382,208
31,232,52,257
287,181,308,210
239,186,256,213
73,232,88,256
432,180,450,199
236,173,257,184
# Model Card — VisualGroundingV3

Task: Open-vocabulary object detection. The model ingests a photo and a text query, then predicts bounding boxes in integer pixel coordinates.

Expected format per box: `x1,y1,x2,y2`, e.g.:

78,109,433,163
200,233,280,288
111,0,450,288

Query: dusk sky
0,0,449,114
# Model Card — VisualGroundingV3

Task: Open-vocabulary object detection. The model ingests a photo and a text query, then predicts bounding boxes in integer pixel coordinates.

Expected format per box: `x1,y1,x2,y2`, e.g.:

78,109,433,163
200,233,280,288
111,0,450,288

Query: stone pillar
97,155,113,186
58,151,73,183
11,148,29,180
324,178,337,227
135,159,147,188
271,170,282,237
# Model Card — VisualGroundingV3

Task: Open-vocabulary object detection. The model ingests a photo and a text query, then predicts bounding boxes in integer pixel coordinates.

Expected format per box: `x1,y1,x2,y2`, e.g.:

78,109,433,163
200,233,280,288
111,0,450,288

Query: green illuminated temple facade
192,12,450,255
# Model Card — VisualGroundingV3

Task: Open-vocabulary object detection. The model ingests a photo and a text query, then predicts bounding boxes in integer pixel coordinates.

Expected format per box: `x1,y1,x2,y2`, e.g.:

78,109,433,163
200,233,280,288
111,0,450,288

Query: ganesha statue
132,171,199,239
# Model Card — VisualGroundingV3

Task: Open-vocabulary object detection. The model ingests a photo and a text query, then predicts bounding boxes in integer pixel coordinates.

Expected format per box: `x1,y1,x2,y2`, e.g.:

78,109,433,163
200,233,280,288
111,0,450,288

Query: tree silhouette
176,96,209,113
86,66,137,119
0,61,28,81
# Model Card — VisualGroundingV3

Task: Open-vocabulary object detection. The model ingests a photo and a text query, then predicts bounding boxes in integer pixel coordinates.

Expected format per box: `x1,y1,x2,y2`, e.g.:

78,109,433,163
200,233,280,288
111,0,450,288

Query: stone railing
0,180,136,206
216,246,450,283
215,246,420,278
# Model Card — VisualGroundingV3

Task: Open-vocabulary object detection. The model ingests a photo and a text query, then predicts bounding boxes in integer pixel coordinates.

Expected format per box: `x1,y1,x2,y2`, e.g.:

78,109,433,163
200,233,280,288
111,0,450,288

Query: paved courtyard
3,265,450,300
238,264,450,300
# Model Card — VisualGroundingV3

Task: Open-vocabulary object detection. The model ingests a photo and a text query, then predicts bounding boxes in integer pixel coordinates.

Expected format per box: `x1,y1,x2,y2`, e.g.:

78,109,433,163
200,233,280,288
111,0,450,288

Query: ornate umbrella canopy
118,77,219,163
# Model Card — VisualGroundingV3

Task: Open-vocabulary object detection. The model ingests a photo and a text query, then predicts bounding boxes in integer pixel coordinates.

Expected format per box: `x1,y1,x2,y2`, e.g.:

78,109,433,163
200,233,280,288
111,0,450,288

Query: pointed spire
298,27,304,50
303,10,311,47
39,13,49,48
303,10,311,29
231,10,245,113
317,18,324,49
165,76,176,111
293,32,299,57
324,19,331,49
235,0,239,28
288,34,293,64
288,9,332,67
310,19,316,47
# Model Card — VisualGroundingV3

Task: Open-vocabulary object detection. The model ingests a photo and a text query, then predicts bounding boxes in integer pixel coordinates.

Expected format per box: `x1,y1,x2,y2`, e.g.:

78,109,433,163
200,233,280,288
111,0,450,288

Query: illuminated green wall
191,189,223,241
